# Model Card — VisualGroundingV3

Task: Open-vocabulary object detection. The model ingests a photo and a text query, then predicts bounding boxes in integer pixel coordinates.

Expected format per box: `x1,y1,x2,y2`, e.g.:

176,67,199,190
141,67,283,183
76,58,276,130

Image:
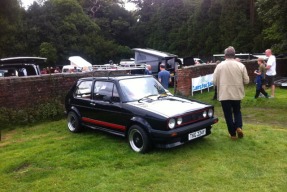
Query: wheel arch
68,106,82,119
125,116,152,137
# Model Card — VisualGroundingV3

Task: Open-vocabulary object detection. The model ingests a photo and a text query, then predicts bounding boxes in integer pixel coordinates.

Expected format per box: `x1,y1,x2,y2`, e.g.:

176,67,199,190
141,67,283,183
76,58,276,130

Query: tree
219,0,256,52
187,0,213,57
80,0,137,47
131,0,266,58
256,0,287,53
131,0,191,55
39,42,57,65
23,0,131,64
0,0,24,57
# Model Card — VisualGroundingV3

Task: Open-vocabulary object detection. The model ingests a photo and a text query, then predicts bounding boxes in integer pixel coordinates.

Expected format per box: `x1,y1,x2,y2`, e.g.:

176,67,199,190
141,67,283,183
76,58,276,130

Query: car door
84,80,128,134
72,80,94,118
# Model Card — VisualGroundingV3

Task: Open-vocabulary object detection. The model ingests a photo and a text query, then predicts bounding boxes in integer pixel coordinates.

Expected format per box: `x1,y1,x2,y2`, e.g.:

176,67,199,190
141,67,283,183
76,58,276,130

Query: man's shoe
230,135,237,140
259,93,264,98
236,128,244,138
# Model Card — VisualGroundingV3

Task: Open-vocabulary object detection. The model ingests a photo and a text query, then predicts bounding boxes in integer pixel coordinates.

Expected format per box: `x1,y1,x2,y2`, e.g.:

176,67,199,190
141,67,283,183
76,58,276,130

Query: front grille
178,110,208,127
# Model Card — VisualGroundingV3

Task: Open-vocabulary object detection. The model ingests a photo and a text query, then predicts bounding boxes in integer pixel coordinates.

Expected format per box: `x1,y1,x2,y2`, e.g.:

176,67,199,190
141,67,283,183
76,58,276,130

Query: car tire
128,125,150,153
67,111,82,133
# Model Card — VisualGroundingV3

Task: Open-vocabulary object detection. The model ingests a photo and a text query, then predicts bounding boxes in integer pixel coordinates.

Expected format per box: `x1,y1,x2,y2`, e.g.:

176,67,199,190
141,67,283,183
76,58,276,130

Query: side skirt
82,123,125,137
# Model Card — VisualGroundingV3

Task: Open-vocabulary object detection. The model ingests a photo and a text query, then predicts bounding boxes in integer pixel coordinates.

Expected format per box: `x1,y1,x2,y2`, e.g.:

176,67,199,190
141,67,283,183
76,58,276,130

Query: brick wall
176,64,216,96
176,58,287,96
0,59,286,110
0,70,126,109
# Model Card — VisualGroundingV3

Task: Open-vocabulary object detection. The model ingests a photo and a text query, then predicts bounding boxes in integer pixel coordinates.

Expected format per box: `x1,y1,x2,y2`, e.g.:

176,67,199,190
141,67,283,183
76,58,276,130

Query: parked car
194,58,206,64
62,65,83,73
119,58,136,67
0,70,8,77
0,57,46,77
65,74,218,153
132,48,183,87
179,57,206,65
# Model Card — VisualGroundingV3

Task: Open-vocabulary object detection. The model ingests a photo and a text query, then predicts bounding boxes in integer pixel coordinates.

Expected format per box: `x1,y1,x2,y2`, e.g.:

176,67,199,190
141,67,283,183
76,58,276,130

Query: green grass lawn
1,85,287,192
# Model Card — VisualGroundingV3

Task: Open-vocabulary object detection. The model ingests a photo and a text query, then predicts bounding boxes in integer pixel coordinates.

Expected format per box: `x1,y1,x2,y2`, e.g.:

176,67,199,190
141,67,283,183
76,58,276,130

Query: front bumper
150,117,218,148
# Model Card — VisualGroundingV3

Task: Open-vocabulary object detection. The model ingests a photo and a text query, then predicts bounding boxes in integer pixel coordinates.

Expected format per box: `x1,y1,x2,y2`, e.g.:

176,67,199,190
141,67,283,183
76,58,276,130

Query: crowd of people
144,63,172,89
143,48,278,141
252,49,276,98
41,66,61,74
213,46,277,140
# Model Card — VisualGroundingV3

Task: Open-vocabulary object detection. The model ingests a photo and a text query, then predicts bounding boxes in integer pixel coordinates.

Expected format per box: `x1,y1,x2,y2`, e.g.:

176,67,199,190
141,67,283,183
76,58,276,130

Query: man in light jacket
213,46,249,140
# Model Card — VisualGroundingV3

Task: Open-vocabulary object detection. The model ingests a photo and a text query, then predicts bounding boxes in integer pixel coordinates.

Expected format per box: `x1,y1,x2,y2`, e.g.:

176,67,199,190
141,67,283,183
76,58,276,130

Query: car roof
79,75,152,81
0,57,47,64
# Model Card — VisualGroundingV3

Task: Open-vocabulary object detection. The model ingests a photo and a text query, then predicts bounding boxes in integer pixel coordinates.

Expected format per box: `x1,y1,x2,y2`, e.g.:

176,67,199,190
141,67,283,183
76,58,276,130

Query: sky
21,0,137,11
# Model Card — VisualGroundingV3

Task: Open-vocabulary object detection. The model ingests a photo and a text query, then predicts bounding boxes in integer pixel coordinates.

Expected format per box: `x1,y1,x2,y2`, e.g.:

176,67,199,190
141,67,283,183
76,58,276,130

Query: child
254,58,268,98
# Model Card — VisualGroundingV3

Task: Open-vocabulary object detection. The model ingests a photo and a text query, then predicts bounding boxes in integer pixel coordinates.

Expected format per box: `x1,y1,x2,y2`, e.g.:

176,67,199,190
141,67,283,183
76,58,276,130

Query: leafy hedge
0,98,65,128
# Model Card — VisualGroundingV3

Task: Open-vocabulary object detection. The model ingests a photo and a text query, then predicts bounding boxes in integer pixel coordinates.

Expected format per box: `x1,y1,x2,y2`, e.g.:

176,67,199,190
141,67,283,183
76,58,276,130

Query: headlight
177,117,183,125
208,108,213,117
202,110,207,118
168,118,176,129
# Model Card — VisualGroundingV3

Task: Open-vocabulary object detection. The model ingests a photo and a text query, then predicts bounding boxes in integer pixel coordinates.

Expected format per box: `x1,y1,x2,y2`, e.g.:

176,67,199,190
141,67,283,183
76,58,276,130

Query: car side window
94,81,120,102
112,86,120,102
74,80,92,99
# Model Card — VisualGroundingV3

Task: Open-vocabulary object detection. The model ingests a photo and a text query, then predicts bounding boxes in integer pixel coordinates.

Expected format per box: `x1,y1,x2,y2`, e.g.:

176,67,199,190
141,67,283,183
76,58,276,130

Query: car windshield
119,77,167,102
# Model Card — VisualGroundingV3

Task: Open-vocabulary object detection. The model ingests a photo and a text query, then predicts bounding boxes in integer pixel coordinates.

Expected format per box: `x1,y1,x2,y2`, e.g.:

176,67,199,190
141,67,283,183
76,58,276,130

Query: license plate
188,128,206,140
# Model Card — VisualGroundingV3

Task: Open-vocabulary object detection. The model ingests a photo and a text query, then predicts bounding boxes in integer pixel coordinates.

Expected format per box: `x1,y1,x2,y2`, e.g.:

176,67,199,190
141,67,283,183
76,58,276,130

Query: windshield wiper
157,94,168,99
138,94,159,103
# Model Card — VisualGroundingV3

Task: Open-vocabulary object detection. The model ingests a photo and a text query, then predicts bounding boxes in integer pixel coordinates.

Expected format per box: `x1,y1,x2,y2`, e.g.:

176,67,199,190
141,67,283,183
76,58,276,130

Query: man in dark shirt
158,64,171,89
144,64,152,75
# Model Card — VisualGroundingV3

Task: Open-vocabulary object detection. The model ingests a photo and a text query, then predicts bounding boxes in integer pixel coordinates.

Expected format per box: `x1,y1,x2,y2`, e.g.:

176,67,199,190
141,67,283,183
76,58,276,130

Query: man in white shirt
265,49,276,98
19,68,27,76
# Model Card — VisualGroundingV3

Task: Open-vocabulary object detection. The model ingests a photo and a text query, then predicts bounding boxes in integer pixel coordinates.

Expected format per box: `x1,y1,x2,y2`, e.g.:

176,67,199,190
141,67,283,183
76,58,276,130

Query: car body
63,56,93,73
213,53,261,62
0,70,8,78
119,58,136,67
194,58,206,64
0,57,46,77
132,48,182,87
65,74,218,153
132,48,180,74
62,65,83,73
179,57,205,65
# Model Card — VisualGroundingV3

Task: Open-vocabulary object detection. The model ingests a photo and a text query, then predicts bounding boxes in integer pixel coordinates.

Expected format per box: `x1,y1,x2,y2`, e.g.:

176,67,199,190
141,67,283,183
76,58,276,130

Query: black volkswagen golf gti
65,74,218,153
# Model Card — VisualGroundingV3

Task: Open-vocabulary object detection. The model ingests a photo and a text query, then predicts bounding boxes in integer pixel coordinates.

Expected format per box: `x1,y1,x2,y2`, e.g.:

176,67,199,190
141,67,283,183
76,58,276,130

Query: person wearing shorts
265,49,276,98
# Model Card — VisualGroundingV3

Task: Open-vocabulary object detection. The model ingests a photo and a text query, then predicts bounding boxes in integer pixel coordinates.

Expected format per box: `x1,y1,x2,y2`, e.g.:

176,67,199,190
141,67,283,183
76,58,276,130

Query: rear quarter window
74,81,92,99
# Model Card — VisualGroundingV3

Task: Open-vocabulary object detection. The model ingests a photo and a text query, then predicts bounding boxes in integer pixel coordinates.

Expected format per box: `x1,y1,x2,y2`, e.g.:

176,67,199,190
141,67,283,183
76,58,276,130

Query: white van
62,65,83,73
